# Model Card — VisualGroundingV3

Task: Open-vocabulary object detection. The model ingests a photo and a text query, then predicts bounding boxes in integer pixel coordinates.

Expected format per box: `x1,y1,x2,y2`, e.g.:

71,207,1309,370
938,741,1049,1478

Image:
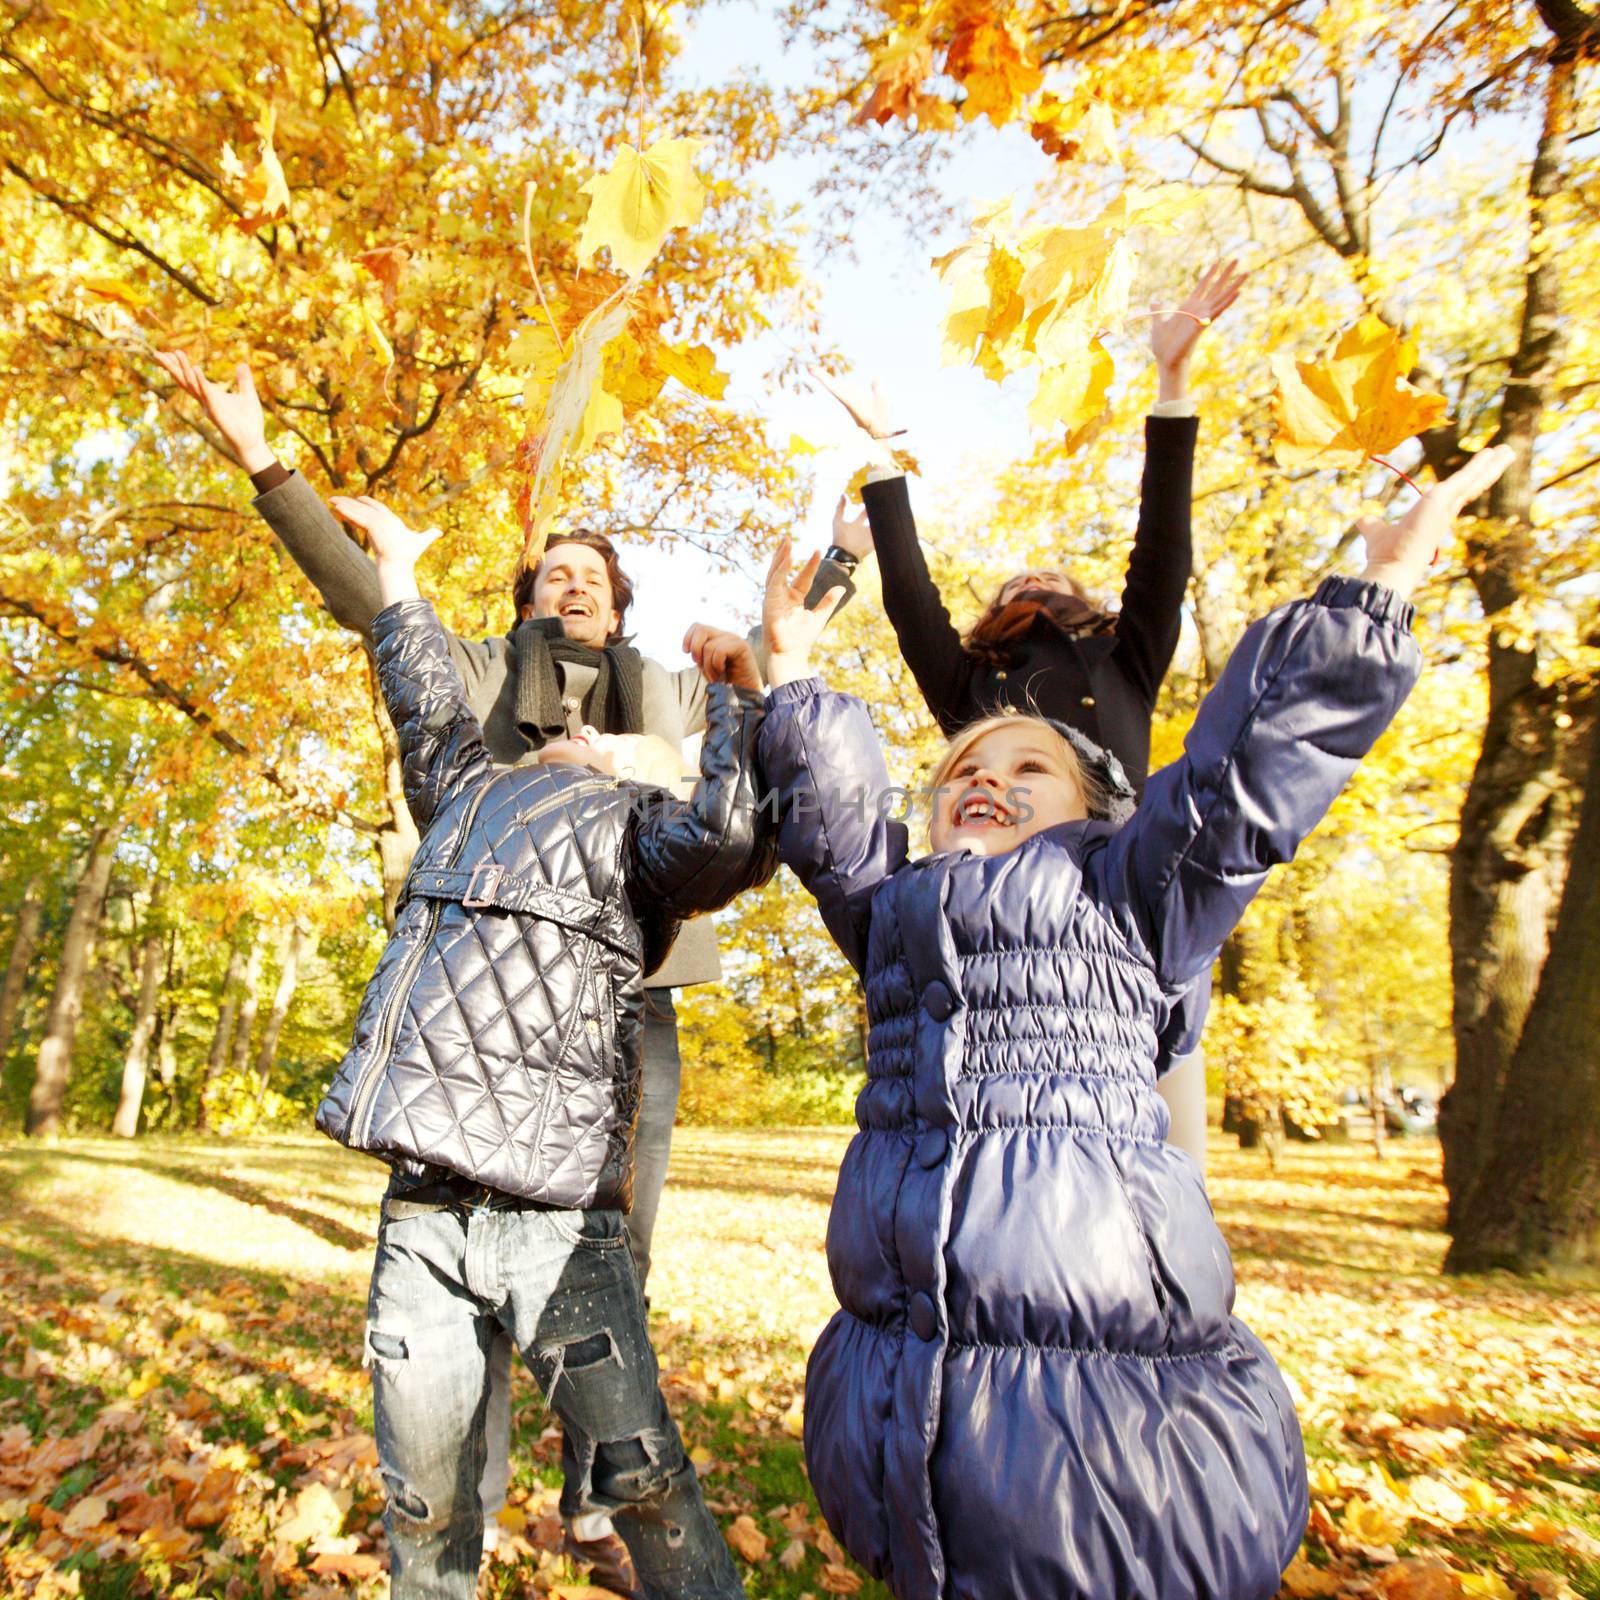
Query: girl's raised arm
1093,447,1513,987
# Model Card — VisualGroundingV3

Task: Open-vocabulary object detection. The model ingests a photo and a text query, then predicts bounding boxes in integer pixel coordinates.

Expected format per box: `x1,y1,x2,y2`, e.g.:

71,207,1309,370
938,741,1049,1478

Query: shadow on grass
12,1146,374,1253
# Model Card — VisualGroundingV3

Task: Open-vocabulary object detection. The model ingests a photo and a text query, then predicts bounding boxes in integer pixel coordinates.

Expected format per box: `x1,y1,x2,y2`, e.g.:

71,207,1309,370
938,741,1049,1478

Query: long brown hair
963,573,1115,666
512,530,636,631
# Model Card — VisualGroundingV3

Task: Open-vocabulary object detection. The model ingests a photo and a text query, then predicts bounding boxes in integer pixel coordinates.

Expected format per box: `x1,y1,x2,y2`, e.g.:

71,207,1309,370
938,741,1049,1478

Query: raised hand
763,538,846,688
682,624,761,690
1358,446,1514,601
1149,260,1247,385
330,495,442,604
151,350,274,473
539,730,684,788
831,494,874,561
808,366,894,440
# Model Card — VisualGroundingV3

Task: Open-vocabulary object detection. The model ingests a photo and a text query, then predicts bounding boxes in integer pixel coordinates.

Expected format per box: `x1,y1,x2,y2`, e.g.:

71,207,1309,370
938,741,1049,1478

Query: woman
814,261,1245,1167
756,447,1512,1600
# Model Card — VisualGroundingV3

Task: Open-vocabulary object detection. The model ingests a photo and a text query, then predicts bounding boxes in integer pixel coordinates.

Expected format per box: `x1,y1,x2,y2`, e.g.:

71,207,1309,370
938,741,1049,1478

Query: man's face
528,542,620,646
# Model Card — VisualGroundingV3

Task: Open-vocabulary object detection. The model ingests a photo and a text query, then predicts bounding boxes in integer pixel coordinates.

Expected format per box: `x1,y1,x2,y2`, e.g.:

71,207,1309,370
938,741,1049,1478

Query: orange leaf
724,1512,768,1563
1271,315,1449,471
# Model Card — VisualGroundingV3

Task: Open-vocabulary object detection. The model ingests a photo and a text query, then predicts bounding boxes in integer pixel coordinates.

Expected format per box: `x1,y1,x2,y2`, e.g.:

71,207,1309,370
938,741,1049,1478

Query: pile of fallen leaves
0,1132,1594,1598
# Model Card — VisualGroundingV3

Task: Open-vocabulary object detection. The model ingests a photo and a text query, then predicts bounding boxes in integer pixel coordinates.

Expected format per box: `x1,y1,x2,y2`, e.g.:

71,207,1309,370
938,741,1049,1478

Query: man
153,350,859,1592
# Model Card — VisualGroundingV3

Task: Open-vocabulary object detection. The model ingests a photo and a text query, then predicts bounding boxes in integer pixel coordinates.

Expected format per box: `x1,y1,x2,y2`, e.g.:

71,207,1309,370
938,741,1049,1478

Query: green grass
0,1131,1594,1598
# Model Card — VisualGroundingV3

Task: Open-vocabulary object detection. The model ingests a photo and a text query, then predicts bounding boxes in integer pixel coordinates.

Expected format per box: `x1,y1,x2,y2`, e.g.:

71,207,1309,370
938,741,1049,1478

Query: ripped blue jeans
365,1186,744,1600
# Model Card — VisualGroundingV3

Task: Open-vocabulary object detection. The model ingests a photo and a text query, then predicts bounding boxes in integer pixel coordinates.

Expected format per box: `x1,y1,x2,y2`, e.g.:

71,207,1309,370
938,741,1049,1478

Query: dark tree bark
1446,706,1600,1271
0,873,44,1067
1441,57,1582,1225
112,882,166,1138
196,937,246,1132
26,820,126,1136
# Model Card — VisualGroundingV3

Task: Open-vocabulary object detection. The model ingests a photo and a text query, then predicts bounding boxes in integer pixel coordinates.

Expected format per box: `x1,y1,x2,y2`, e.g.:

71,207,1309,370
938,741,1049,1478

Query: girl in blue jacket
755,448,1511,1600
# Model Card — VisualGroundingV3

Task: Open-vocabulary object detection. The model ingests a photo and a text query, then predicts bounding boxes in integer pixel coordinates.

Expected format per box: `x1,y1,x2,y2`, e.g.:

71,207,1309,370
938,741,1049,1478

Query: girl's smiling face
929,720,1089,858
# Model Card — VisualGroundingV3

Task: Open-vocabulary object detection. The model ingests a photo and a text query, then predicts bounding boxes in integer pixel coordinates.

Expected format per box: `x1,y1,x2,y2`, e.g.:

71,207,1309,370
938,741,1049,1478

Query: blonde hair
927,710,1108,839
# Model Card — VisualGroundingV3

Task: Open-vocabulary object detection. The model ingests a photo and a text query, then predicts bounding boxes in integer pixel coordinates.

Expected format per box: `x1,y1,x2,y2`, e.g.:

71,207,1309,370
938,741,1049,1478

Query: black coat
860,415,1197,789
316,600,776,1208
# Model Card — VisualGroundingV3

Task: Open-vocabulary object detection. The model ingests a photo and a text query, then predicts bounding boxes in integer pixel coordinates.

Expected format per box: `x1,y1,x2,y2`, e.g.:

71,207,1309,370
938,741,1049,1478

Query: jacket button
908,1292,938,1341
922,980,954,1021
1081,695,1095,707
995,670,1008,681
916,1128,948,1168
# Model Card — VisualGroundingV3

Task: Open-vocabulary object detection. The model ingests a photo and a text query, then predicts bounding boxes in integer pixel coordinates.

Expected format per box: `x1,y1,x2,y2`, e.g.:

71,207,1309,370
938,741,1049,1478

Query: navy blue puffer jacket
757,579,1421,1600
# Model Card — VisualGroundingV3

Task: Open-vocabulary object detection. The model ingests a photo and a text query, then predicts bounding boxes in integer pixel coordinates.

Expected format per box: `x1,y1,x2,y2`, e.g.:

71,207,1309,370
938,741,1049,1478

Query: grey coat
316,600,776,1205
253,469,854,987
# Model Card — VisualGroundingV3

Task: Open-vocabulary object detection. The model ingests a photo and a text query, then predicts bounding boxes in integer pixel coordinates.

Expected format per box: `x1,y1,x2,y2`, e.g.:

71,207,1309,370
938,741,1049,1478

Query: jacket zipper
346,771,618,1144
348,779,493,1143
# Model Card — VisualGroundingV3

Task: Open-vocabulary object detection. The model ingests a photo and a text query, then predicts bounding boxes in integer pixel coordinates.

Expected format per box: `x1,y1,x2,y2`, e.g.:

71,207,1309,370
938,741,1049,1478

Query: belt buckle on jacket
462,863,504,908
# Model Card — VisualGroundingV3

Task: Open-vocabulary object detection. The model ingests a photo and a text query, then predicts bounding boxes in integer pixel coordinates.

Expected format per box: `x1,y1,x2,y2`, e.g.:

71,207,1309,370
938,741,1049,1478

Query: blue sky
618,1,1055,658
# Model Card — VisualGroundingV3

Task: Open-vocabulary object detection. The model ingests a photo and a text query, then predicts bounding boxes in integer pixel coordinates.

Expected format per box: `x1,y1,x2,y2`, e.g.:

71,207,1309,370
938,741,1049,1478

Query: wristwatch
823,545,861,574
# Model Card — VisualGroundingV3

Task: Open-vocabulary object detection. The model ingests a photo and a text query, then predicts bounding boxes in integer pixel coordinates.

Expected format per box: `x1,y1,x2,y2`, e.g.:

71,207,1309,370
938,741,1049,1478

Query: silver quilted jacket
316,599,776,1207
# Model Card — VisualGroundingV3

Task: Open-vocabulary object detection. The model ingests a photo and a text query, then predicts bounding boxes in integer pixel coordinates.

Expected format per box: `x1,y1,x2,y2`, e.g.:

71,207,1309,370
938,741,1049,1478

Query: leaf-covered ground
0,1132,1595,1599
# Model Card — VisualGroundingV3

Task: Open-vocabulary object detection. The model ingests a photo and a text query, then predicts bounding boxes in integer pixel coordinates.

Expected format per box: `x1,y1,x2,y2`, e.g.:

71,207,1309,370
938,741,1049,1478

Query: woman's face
997,568,1076,607
929,723,1088,858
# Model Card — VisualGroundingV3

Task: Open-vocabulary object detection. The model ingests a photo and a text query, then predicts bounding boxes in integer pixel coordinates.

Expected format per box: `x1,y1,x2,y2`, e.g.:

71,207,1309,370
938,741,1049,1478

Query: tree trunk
253,920,315,1102
228,932,267,1079
1442,58,1581,1225
196,938,247,1132
26,820,125,1137
1446,708,1600,1271
0,873,44,1066
112,882,166,1138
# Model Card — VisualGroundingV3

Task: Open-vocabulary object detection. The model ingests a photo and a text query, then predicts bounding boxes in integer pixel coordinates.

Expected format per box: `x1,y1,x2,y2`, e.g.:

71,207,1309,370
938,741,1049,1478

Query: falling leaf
516,295,631,558
856,23,937,126
1030,96,1121,164
356,246,410,307
944,10,1042,127
1272,315,1450,471
653,342,728,400
226,105,291,232
79,276,149,310
360,305,393,367
725,1512,768,1563
1028,337,1114,437
577,137,708,282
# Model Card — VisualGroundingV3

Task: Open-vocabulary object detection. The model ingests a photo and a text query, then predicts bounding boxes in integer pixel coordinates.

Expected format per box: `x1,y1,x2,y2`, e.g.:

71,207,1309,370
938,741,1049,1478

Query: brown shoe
561,1524,639,1598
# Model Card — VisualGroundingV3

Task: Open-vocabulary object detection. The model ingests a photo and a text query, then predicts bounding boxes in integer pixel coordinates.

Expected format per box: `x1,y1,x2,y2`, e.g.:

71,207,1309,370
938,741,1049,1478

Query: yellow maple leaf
360,305,393,367
226,105,291,232
1340,1492,1408,1546
1028,337,1114,437
1098,183,1199,234
518,296,632,559
79,275,150,310
1272,314,1450,470
653,342,729,400
577,137,708,282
